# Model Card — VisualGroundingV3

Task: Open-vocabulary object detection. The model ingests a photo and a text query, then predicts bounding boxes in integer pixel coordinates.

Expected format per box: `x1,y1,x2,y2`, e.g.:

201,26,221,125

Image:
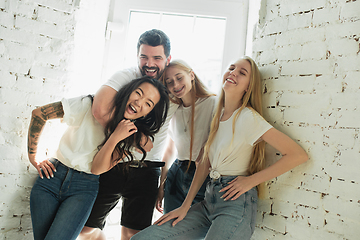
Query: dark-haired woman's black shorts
85,162,161,231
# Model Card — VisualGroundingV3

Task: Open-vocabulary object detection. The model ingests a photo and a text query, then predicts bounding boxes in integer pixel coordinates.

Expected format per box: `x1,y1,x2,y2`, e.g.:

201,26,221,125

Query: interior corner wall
0,0,110,239
251,0,360,239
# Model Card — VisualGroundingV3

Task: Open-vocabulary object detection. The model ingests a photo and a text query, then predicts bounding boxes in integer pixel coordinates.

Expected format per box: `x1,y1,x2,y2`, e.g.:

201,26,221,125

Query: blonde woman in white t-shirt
155,60,216,214
132,57,308,240
27,77,169,240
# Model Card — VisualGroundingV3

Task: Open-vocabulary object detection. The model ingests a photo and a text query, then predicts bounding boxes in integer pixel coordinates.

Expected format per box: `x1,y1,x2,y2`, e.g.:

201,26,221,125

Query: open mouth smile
129,104,137,113
226,78,236,84
173,86,184,94
144,67,158,75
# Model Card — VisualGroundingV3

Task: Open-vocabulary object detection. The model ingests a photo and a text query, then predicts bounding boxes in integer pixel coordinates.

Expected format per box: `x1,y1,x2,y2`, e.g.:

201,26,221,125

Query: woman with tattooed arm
27,77,169,240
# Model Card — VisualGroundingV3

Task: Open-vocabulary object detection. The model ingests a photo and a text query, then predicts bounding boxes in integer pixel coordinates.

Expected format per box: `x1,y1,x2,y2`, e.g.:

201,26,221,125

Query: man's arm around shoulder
92,85,117,127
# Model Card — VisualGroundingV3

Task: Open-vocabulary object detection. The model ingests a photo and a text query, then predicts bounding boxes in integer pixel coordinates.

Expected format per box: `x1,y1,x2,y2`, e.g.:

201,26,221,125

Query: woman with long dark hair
27,76,169,240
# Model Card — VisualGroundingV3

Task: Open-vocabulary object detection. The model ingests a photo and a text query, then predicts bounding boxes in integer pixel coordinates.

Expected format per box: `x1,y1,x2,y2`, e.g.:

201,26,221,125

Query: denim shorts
85,162,161,230
132,175,258,240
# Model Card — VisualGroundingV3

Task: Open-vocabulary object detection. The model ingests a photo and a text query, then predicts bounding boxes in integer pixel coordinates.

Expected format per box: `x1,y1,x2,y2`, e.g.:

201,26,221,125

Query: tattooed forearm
27,102,64,155
28,115,46,155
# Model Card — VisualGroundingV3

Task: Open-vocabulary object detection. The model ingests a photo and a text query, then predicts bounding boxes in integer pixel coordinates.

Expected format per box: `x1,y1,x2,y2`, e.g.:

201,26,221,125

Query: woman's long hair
160,59,215,170
97,76,169,166
202,56,266,196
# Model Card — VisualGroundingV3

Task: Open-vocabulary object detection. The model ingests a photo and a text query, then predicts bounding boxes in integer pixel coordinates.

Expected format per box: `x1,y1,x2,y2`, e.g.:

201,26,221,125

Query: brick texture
251,0,360,239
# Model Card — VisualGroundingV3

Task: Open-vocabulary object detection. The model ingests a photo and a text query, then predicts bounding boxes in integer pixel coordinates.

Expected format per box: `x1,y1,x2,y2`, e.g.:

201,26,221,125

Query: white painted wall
0,0,359,239
0,0,109,239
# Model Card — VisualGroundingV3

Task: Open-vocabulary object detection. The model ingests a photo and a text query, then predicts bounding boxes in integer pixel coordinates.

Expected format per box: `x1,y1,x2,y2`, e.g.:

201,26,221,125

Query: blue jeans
132,176,258,240
30,159,99,240
164,159,210,214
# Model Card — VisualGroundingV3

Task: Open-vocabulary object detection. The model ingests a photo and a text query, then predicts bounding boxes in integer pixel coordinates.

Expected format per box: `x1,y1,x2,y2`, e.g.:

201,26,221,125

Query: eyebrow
165,73,182,81
230,64,249,73
140,54,163,59
138,87,155,106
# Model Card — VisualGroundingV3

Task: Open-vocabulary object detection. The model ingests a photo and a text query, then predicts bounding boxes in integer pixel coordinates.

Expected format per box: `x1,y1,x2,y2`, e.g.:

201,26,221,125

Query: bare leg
121,226,140,240
77,226,106,240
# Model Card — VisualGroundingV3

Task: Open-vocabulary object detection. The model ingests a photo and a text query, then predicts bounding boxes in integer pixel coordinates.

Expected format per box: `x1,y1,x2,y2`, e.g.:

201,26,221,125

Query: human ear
166,55,171,66
190,71,195,81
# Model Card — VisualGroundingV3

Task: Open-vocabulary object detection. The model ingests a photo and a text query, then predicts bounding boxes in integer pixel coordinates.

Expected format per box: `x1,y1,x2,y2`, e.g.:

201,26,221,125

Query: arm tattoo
40,102,64,120
27,102,64,155
28,116,45,154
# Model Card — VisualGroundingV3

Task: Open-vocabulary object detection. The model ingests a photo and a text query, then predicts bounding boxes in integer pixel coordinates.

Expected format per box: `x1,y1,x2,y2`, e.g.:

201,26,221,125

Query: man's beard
141,66,165,79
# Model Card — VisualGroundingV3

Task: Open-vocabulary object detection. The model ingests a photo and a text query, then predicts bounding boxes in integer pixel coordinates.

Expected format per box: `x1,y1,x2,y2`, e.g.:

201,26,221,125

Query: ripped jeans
132,175,258,240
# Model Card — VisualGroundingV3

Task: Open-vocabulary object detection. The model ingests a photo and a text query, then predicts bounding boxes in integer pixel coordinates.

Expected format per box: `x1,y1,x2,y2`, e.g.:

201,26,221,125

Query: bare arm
155,157,211,226
92,85,117,127
28,102,64,179
220,128,308,200
91,120,138,175
156,138,176,213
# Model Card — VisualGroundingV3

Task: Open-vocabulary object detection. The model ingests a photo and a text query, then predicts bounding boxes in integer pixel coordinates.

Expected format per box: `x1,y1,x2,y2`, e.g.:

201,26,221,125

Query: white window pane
123,11,226,94
191,16,226,93
160,14,194,62
124,11,161,67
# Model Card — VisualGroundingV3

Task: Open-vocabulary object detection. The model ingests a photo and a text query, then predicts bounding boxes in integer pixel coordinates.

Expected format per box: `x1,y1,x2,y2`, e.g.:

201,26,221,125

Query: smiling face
137,44,171,79
124,82,161,120
222,59,252,95
164,66,194,101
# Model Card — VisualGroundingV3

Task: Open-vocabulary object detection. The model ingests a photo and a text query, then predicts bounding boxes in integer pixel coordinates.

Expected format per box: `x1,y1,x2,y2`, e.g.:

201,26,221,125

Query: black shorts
85,162,161,230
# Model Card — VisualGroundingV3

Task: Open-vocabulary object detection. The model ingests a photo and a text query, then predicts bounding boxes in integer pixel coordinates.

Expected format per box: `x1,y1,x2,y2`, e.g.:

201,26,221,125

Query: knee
122,227,140,240
77,227,105,240
80,226,96,235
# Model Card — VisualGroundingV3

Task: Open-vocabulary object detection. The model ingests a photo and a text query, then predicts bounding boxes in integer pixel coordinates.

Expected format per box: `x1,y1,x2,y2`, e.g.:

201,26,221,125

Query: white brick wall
1,0,359,239
252,0,360,239
0,0,109,239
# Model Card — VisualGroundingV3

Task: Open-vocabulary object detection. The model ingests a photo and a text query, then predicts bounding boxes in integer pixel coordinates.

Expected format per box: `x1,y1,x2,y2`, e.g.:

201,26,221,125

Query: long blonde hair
160,59,215,170
202,56,266,195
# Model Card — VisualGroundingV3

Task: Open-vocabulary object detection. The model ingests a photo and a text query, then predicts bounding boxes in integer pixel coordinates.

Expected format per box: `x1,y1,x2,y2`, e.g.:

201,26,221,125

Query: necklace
181,107,191,132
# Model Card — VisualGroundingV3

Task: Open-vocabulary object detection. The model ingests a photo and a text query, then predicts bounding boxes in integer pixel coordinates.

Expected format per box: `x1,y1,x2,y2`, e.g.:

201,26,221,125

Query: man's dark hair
137,29,171,58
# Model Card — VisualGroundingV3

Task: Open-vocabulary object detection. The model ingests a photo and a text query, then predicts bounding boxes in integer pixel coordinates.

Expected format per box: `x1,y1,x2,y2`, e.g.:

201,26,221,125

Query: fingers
121,120,138,132
154,212,177,226
153,214,169,225
172,216,184,227
219,183,231,193
38,160,56,179
221,188,237,201
155,201,163,213
230,192,243,201
220,183,243,201
36,165,44,179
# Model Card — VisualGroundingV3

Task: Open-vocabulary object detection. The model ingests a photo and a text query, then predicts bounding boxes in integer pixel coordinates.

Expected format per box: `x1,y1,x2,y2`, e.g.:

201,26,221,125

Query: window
123,11,226,93
102,0,249,94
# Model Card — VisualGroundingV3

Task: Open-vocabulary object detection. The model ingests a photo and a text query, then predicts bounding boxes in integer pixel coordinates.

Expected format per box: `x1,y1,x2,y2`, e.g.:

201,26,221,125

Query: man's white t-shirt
105,67,178,162
209,107,273,178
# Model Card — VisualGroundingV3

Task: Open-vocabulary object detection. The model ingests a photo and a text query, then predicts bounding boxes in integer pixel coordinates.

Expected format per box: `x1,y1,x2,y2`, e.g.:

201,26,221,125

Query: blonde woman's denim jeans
131,175,258,240
164,159,210,214
30,159,99,240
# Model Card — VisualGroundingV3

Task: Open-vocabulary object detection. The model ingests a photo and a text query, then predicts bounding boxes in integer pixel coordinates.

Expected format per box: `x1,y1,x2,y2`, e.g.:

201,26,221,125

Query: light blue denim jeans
30,158,99,240
132,176,258,240
164,159,210,214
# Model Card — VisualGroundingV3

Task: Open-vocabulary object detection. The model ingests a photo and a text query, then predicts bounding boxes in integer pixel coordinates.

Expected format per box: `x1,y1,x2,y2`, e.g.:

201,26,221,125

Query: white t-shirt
169,96,216,161
209,107,273,178
105,67,178,162
54,96,104,174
